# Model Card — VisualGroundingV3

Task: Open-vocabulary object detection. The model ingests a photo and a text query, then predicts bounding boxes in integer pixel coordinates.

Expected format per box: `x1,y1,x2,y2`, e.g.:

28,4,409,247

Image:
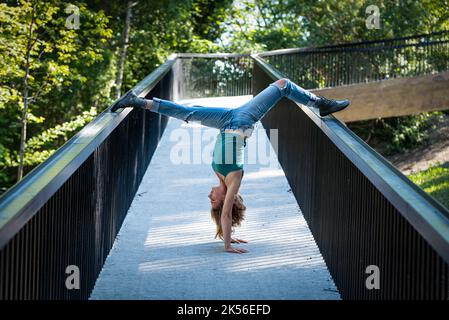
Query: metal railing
252,53,449,299
260,31,449,89
0,57,176,299
172,53,253,99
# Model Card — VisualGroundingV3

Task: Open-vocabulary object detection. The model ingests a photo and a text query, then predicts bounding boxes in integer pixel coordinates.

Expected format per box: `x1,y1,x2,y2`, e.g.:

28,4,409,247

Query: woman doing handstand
111,78,350,253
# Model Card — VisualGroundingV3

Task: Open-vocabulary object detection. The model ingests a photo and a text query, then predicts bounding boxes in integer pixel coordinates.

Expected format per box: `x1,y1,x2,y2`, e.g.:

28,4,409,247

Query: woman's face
208,187,225,209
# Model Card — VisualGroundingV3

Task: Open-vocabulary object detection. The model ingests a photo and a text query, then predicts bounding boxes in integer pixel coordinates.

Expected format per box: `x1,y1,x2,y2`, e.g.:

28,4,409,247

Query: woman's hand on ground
225,245,248,254
231,238,248,244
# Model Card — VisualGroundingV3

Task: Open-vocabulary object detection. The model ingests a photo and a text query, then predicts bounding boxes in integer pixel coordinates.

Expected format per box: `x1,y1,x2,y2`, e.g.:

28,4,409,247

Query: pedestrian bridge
1,32,449,300
90,96,339,300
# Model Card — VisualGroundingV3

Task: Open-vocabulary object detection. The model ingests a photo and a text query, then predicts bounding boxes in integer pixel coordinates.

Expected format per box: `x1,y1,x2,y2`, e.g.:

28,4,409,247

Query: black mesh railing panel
0,64,172,299
262,31,449,89
254,58,449,299
175,54,253,99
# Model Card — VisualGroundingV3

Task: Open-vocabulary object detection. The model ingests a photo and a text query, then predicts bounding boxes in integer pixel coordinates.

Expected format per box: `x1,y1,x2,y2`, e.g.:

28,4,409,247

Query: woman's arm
221,179,248,254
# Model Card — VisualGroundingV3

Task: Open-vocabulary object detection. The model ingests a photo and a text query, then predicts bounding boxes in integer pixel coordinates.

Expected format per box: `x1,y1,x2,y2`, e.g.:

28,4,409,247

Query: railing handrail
258,39,449,56
251,53,449,264
175,53,251,59
258,30,449,57
0,55,177,249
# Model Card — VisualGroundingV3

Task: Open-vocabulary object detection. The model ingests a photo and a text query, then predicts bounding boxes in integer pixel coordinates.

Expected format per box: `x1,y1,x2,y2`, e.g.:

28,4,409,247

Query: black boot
315,96,350,117
111,90,147,112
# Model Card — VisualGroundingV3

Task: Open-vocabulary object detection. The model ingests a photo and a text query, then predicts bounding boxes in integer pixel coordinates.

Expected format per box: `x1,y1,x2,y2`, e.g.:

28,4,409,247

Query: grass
408,163,449,210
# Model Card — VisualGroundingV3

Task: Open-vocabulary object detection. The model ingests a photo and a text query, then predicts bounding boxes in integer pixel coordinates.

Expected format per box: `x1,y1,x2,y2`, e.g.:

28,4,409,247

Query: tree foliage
0,0,111,190
219,0,449,51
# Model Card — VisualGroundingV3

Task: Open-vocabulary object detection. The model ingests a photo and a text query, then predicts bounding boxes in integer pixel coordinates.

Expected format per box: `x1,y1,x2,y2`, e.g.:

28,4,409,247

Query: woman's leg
232,77,349,125
231,78,318,126
111,91,233,129
151,97,233,129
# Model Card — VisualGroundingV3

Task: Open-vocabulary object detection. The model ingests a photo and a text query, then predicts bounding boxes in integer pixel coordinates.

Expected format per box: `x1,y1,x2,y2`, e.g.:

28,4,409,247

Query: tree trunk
18,5,36,181
115,1,134,99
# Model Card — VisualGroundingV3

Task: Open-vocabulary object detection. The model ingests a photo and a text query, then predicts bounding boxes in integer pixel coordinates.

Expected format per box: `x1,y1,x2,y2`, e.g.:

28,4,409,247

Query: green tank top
211,132,246,177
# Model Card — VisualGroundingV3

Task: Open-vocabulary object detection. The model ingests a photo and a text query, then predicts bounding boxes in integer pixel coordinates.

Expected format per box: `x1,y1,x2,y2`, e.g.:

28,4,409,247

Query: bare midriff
223,128,250,138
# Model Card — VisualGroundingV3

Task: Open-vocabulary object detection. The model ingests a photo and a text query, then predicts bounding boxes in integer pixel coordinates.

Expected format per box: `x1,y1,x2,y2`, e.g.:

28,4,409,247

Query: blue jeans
151,78,318,134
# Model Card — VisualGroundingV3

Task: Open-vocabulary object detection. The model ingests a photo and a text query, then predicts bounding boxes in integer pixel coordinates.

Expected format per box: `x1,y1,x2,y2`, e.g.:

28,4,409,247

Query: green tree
218,0,449,51
0,0,111,185
218,0,307,53
119,0,233,91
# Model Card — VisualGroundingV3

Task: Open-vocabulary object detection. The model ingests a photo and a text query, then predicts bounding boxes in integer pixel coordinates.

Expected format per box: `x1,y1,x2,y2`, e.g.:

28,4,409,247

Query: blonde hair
210,193,246,240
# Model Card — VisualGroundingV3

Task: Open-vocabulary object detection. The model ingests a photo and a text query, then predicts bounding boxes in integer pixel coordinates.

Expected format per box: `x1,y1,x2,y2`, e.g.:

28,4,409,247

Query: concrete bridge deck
90,96,339,300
